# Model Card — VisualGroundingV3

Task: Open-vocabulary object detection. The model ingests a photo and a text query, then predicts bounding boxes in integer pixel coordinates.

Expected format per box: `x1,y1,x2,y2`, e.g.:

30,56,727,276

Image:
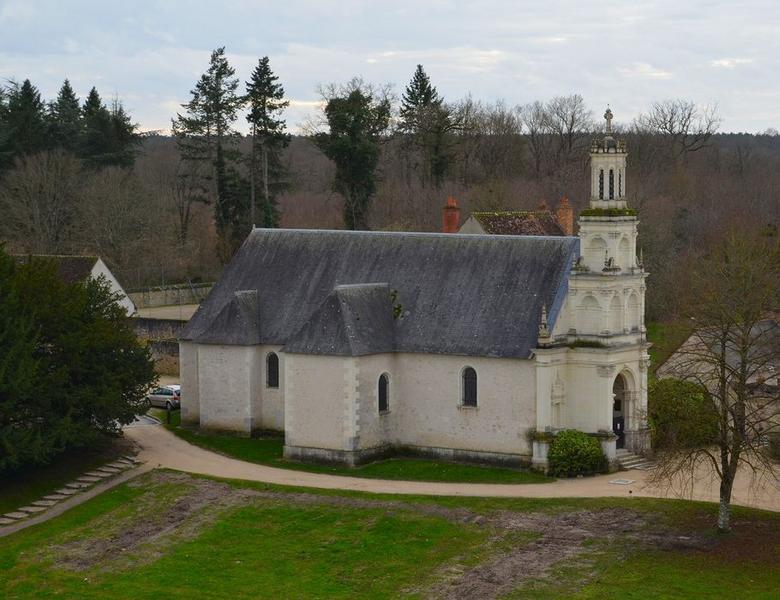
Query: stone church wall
181,343,285,435
284,351,537,465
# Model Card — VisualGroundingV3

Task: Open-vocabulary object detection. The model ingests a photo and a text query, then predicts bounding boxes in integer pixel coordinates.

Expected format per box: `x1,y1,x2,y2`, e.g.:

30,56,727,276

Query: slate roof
13,254,98,284
284,284,397,356
469,211,565,236
181,229,579,358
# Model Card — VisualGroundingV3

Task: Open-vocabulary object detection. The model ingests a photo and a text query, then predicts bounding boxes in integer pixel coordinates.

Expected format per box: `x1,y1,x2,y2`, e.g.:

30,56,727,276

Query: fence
127,282,213,308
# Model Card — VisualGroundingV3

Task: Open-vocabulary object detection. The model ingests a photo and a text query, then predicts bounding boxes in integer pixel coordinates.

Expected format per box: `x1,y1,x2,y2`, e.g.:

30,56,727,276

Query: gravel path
124,420,780,512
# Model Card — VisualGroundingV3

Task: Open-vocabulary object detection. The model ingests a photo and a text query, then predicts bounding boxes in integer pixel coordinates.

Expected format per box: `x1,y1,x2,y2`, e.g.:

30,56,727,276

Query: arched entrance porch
612,372,633,449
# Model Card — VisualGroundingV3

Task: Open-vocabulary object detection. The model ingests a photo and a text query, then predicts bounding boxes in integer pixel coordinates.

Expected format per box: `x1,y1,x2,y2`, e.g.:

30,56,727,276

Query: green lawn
157,410,552,484
646,319,692,374
0,439,127,515
1,471,778,599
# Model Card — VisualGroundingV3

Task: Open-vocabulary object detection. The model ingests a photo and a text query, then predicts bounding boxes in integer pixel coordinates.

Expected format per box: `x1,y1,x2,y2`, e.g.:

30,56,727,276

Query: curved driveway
124,421,780,512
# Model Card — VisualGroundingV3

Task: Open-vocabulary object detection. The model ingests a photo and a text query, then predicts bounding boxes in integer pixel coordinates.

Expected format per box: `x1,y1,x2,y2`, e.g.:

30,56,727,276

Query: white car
146,385,181,410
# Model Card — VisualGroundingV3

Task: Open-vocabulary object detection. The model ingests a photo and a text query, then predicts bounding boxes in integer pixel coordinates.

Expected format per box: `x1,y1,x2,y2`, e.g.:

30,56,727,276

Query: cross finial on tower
604,106,614,135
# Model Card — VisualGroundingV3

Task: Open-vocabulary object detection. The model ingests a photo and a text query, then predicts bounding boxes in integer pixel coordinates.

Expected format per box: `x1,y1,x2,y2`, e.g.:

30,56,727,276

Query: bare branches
653,232,780,531
634,99,721,159
518,95,594,178
0,149,82,254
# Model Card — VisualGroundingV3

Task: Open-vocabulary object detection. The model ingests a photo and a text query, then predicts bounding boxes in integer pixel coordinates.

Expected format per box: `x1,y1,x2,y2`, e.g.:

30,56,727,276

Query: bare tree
79,166,158,269
519,101,550,179
473,100,524,180
653,232,780,532
545,94,594,167
0,149,82,253
635,99,721,159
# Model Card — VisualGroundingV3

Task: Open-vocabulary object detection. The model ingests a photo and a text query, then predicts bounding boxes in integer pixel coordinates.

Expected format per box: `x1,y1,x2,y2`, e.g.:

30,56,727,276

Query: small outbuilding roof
182,229,579,358
468,211,565,236
13,254,98,284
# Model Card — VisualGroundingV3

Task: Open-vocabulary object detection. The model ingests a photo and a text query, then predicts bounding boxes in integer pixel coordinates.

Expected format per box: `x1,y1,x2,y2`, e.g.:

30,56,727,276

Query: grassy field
646,319,692,374
154,410,552,484
0,439,129,515
1,470,778,599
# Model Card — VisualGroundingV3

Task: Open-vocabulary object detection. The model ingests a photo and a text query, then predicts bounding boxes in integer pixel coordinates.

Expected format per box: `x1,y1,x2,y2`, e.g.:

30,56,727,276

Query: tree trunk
250,125,257,227
261,143,269,227
718,472,734,532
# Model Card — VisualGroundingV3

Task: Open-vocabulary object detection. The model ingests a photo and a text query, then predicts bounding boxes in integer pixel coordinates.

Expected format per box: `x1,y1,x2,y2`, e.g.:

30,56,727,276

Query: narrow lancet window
378,373,389,413
266,352,279,388
609,169,615,199
599,169,604,200
462,367,477,407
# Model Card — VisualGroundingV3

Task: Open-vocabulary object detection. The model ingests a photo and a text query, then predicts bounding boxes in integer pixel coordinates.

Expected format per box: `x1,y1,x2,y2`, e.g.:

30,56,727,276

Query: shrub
648,378,719,450
767,432,780,462
548,430,607,477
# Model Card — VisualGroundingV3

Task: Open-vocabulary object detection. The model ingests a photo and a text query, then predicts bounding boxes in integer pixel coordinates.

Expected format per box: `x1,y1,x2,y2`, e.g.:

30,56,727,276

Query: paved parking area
134,304,199,320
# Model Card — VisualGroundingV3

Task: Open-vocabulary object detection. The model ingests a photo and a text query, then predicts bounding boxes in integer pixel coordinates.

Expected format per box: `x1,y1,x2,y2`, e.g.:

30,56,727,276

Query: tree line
1,49,779,312
0,78,139,170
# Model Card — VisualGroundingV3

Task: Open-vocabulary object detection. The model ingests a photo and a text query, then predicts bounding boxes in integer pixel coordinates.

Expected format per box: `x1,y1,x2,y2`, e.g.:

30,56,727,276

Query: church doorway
612,374,627,449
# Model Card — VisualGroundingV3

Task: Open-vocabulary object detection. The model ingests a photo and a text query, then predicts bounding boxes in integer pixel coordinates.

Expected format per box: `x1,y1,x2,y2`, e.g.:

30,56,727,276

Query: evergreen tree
0,87,8,165
0,249,156,472
172,47,244,257
106,99,140,168
81,88,139,168
0,79,47,169
398,65,457,189
48,79,82,152
0,250,39,471
399,64,441,128
245,57,290,228
314,80,391,230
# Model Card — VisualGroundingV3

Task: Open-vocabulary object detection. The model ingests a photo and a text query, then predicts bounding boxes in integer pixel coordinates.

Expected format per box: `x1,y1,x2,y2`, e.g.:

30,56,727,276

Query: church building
179,110,650,470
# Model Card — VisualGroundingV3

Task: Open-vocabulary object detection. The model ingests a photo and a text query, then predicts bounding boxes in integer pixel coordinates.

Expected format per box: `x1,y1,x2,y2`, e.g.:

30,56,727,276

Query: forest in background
1,56,779,321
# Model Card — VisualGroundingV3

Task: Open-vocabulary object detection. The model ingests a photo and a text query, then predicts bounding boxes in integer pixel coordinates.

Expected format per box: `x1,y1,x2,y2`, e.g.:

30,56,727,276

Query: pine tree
0,87,9,166
49,79,82,152
0,79,47,168
398,65,457,189
399,64,441,129
81,87,111,165
173,47,244,257
245,57,290,228
81,88,139,168
106,99,140,168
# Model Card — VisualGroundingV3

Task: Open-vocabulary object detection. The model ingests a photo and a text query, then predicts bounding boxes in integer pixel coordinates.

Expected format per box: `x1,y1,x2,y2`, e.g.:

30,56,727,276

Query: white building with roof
179,110,650,471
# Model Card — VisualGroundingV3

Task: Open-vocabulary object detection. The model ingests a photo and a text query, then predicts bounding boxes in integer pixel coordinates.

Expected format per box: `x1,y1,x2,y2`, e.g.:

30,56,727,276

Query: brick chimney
556,196,574,236
442,196,461,233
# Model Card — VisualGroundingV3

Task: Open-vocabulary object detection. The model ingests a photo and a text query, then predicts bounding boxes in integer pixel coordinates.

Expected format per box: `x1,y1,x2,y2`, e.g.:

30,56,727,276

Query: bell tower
533,107,650,472
577,108,639,275
589,108,628,208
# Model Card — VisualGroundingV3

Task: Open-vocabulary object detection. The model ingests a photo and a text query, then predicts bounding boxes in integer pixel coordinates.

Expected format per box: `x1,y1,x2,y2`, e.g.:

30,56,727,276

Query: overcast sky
1,0,777,133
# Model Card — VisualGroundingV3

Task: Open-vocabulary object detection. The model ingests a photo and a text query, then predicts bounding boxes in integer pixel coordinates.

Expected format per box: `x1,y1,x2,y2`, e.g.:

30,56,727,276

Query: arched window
609,169,615,199
462,367,477,407
266,352,279,388
618,171,623,197
378,373,389,413
598,169,604,199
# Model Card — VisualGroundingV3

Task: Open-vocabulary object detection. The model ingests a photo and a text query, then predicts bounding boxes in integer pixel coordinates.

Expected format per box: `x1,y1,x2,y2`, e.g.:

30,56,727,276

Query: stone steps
1,454,141,528
616,449,655,471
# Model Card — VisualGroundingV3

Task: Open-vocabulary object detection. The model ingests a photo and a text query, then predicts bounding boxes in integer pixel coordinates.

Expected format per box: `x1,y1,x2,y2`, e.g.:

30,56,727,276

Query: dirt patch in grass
49,471,718,598
428,508,712,600
54,472,254,571
700,517,780,563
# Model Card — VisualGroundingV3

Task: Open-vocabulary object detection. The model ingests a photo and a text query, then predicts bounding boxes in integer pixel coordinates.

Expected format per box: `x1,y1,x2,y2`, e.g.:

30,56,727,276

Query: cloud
364,47,509,73
0,1,35,23
1,1,778,132
617,62,672,80
710,58,754,69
